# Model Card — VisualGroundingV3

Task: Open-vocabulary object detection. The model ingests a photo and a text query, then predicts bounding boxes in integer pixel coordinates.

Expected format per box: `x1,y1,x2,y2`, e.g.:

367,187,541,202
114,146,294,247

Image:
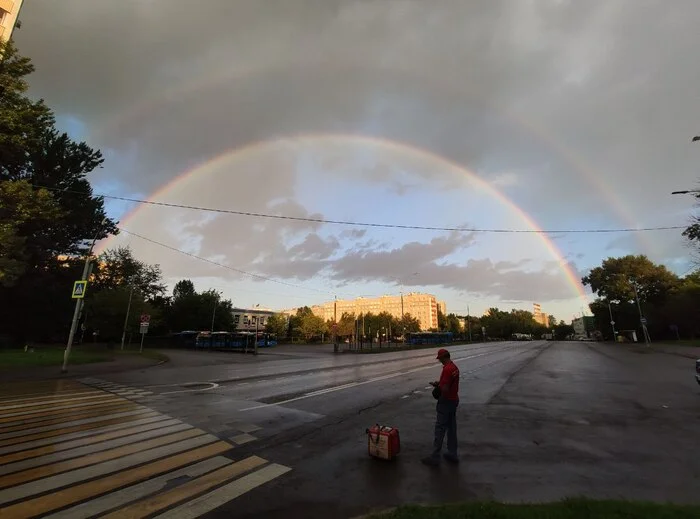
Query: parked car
696,359,700,386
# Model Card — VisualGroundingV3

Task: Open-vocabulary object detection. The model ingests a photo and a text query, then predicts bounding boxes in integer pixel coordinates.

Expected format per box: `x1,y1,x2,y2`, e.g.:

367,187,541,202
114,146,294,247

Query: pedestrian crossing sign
72,280,87,299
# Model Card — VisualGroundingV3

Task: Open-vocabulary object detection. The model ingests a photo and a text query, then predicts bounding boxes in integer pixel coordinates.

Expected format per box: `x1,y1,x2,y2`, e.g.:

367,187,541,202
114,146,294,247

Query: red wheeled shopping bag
366,424,400,460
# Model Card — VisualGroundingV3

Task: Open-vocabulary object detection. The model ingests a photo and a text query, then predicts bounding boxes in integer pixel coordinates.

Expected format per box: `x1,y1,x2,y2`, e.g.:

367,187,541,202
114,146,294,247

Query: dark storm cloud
13,0,700,298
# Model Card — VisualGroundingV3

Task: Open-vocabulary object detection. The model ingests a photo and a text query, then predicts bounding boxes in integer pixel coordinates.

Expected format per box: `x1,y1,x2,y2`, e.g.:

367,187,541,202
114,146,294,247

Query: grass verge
367,499,700,519
0,348,109,368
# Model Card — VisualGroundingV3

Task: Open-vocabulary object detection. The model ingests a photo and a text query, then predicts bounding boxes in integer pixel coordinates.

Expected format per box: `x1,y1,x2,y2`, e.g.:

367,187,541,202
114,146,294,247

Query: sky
13,0,700,321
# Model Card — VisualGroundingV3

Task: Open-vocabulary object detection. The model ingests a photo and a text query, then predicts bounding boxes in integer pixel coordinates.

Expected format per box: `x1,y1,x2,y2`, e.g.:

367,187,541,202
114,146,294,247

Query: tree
165,281,234,332
173,279,196,300
437,308,447,331
582,255,679,305
396,313,421,334
335,312,357,337
681,191,699,260
86,287,160,342
0,41,117,345
92,247,166,301
554,322,575,340
0,40,54,177
0,180,59,286
265,314,289,339
584,255,700,341
445,313,463,335
295,312,327,341
547,315,557,329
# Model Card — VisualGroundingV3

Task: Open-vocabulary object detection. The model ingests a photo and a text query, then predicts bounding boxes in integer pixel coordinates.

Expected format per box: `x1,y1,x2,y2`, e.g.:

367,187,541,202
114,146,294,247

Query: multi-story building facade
533,303,549,327
282,293,445,331
0,0,23,43
231,307,276,333
572,316,596,338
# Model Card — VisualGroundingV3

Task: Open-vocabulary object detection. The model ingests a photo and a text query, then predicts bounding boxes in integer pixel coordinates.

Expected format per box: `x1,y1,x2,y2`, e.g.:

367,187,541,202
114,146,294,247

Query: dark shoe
443,453,459,464
421,456,440,466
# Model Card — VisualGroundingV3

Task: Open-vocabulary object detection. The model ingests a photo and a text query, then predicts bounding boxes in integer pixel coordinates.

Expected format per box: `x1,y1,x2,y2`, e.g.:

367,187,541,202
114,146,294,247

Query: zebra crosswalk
0,379,291,518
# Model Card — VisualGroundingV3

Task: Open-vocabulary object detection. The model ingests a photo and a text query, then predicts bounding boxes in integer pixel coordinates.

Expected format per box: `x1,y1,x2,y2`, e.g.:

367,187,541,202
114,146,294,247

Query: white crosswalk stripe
0,379,291,518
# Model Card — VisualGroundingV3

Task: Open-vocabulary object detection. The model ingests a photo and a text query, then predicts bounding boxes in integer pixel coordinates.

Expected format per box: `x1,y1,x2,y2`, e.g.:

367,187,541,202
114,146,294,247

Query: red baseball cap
436,348,449,359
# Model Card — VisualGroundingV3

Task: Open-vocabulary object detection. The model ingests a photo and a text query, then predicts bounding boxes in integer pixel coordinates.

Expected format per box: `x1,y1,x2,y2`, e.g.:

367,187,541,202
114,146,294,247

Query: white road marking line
0,393,124,412
0,434,218,505
239,348,501,411
0,409,153,441
0,423,193,476
160,383,219,396
42,457,233,519
0,391,103,405
0,416,175,456
151,463,291,519
0,397,124,420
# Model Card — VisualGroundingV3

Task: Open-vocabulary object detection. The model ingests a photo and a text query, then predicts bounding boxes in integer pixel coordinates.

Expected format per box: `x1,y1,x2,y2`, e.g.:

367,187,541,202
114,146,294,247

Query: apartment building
231,307,276,332
0,0,23,42
283,293,445,331
533,303,549,327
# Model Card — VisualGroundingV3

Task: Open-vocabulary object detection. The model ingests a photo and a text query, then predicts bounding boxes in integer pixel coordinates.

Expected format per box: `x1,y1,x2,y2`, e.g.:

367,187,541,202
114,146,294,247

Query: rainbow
96,133,590,304
89,59,646,250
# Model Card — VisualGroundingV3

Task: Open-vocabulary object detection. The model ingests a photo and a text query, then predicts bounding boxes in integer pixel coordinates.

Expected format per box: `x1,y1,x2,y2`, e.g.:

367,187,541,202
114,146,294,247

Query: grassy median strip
368,499,700,519
0,349,110,368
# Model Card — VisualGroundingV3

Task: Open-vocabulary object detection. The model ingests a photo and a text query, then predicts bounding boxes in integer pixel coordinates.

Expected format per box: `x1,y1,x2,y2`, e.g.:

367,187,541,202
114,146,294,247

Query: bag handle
366,423,382,444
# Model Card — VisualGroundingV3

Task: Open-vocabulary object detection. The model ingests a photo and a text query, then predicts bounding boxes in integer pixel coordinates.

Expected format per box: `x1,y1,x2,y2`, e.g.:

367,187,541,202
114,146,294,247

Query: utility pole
607,300,617,342
467,305,472,342
120,284,134,350
62,221,105,373
253,304,260,355
631,281,651,346
333,296,338,353
211,292,219,332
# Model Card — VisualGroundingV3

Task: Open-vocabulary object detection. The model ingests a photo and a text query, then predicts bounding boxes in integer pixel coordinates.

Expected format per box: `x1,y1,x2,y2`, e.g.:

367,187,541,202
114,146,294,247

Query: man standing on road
423,348,459,466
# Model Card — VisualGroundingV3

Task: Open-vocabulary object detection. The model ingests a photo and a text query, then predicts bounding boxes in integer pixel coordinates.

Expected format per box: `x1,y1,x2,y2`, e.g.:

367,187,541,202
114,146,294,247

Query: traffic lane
215,343,551,519
105,342,518,389
226,341,700,519
233,342,548,439
114,343,546,448
212,343,541,405
472,342,700,504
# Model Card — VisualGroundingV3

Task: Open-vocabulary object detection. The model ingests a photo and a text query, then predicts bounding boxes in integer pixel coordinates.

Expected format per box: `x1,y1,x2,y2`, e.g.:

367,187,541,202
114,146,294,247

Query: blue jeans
432,399,458,458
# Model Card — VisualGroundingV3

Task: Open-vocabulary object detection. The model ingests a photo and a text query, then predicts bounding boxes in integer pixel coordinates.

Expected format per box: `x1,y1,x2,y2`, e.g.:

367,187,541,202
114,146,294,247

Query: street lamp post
211,292,219,333
607,300,617,342
253,304,260,356
120,284,134,350
62,220,105,373
630,281,651,346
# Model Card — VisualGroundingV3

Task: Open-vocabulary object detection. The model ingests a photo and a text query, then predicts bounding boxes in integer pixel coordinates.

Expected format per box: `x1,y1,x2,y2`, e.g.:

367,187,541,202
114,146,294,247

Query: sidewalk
0,353,164,383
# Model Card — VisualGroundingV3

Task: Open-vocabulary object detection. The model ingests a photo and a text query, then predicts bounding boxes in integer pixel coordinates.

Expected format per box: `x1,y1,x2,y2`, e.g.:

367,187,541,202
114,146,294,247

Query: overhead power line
36,185,687,234
118,227,335,297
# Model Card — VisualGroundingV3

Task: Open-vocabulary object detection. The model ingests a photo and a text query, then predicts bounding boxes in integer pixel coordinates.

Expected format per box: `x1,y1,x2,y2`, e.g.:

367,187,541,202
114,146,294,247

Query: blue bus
194,331,277,350
406,332,454,345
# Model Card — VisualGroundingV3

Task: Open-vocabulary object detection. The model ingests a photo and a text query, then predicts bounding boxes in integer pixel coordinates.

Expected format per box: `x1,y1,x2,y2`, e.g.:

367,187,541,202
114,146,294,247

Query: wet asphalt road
90,341,700,518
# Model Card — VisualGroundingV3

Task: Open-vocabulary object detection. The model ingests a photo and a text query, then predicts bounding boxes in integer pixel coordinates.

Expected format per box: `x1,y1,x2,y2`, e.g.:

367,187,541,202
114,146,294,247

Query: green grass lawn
369,499,700,519
0,348,110,368
0,346,169,369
